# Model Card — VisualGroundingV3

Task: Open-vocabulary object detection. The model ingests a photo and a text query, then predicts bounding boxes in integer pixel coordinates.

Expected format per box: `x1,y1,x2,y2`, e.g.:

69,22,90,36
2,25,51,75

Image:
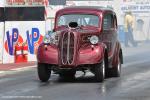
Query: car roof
61,6,114,12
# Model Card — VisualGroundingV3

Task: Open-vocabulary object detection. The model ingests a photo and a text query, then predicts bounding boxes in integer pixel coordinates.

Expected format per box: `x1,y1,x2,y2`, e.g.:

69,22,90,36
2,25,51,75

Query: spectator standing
124,11,137,47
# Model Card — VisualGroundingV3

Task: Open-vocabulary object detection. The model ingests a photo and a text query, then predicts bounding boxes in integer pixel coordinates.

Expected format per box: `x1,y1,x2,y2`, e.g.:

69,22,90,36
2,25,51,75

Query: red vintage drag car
37,6,123,82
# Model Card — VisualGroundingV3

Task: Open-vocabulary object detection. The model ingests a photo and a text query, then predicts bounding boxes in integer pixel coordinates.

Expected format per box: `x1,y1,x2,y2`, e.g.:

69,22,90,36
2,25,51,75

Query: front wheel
37,63,51,82
94,59,105,82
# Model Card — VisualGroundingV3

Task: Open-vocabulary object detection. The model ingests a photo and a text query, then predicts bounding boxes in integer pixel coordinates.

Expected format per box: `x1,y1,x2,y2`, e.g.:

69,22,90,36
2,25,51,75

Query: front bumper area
37,44,104,68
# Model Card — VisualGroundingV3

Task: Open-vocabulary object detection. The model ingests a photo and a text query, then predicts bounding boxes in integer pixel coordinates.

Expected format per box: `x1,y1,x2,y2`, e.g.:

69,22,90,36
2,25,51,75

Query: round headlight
43,32,59,45
50,32,59,44
90,35,99,45
43,34,50,44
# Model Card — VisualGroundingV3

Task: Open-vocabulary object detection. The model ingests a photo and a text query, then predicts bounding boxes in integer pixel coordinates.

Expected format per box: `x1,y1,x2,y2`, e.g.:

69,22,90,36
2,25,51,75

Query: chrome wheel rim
102,59,105,78
117,59,121,74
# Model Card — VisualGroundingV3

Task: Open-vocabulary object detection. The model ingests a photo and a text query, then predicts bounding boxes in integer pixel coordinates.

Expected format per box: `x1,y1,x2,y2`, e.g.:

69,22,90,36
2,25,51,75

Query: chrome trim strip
67,32,70,64
61,32,67,65
68,32,74,65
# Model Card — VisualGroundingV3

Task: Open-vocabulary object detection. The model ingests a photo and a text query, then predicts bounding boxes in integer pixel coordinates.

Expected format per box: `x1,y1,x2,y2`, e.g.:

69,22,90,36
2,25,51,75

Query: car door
101,12,117,59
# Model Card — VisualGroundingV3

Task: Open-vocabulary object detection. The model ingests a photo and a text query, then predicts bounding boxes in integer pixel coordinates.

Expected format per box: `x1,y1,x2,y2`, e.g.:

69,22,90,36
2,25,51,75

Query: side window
103,13,114,30
114,15,117,29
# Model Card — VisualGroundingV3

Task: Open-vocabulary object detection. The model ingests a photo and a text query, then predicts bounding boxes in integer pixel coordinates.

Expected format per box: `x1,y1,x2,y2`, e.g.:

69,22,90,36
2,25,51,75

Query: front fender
37,43,58,64
78,43,105,65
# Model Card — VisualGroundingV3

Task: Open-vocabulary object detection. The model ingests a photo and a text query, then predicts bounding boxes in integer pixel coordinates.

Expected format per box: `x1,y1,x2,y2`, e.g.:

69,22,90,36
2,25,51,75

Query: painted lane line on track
11,65,36,71
0,65,36,77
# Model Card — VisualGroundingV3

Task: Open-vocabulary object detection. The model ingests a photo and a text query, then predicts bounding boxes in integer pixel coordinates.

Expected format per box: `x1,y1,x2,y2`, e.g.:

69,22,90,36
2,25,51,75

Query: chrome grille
61,32,74,65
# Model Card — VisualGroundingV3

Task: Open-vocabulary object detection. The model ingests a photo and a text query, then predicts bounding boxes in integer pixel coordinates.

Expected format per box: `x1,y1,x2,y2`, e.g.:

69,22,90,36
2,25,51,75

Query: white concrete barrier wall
0,22,4,64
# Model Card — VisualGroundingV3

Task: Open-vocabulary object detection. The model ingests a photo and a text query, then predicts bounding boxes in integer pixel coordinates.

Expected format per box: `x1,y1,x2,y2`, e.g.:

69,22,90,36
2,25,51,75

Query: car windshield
57,14,99,27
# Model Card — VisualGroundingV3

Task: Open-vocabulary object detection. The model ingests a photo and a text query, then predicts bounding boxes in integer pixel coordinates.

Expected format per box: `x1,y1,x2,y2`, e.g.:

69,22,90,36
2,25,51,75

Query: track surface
0,43,150,100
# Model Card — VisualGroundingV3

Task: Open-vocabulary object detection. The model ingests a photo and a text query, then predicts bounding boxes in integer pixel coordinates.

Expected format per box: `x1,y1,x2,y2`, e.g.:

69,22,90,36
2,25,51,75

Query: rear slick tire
38,63,51,82
111,57,121,77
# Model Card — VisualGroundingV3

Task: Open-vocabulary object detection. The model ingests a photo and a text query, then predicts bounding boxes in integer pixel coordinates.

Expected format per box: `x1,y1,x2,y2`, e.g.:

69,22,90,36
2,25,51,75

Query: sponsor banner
121,2,150,14
6,0,47,6
3,21,45,63
0,22,4,63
